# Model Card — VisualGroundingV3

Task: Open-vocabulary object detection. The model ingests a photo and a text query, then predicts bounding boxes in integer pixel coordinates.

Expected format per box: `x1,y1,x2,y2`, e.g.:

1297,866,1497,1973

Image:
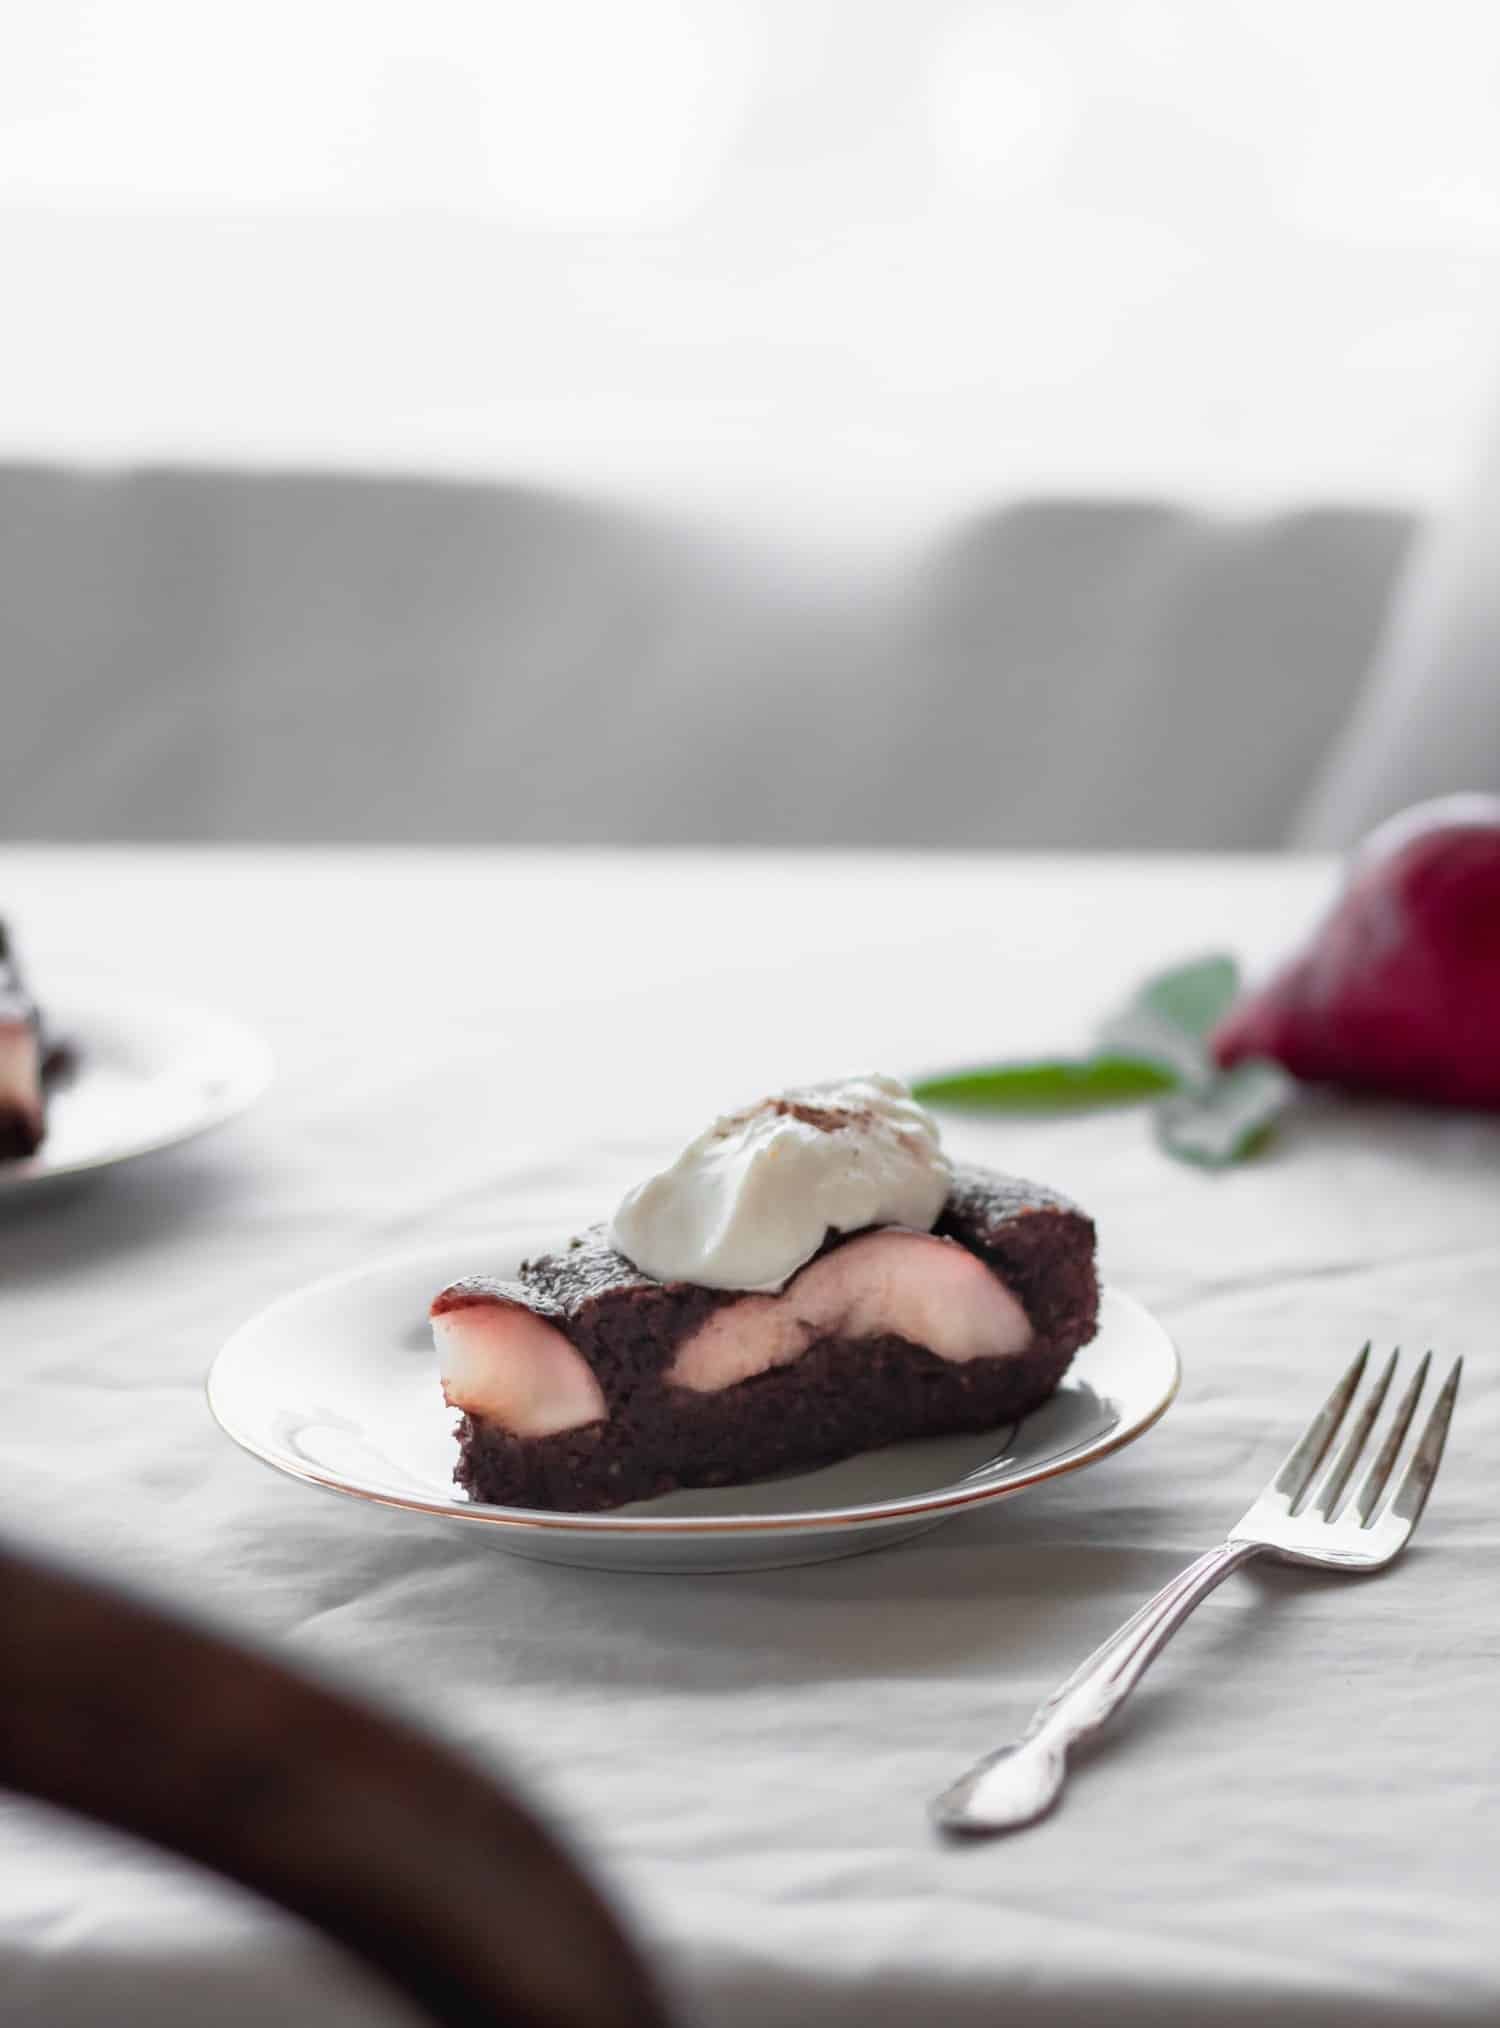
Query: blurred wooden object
0,1539,668,2028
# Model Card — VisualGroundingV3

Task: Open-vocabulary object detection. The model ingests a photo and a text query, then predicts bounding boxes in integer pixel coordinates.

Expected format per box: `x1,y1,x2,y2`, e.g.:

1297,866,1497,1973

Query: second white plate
0,985,272,1195
209,1228,1179,1573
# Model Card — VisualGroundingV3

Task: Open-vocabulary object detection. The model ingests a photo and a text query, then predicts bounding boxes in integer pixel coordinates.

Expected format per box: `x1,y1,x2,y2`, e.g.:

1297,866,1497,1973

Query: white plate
0,986,272,1193
209,1229,1180,1572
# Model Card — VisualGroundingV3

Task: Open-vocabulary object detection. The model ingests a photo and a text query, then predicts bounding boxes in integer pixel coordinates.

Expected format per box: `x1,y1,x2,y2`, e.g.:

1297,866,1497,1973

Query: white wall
2,3,1499,543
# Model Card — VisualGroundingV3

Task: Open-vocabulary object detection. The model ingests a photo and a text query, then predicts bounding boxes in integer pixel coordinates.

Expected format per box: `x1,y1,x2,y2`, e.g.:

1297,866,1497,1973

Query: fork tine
1308,1346,1398,1517
1353,1350,1431,1525
1272,1343,1369,1503
1383,1357,1462,1530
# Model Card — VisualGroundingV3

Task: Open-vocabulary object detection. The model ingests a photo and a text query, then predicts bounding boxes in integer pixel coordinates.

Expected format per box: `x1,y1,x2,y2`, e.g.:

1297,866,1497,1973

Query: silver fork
933,1345,1462,1837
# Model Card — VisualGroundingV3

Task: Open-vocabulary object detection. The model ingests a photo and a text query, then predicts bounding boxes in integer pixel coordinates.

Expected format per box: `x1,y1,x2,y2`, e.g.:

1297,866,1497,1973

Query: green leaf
1132,952,1241,1040
912,1055,1177,1112
1095,952,1240,1083
1152,1059,1296,1168
910,948,1293,1168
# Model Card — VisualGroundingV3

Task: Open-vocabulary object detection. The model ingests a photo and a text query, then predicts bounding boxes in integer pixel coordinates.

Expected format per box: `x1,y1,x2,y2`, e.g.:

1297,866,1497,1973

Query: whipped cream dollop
609,1073,952,1292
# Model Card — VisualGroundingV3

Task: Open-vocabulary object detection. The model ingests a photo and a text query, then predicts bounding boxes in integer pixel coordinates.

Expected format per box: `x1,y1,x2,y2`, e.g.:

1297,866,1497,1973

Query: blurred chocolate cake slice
0,922,47,1159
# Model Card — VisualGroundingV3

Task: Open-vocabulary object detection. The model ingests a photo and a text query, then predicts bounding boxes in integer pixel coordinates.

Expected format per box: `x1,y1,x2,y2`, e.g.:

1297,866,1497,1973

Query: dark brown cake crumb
437,1165,1099,1513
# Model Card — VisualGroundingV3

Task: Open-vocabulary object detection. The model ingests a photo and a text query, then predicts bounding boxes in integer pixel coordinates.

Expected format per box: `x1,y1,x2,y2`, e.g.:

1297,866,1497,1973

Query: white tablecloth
2,848,1498,2028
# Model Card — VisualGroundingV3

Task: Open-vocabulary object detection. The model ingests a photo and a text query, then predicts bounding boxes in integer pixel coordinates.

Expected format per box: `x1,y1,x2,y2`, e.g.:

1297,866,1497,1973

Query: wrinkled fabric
1,848,1497,2028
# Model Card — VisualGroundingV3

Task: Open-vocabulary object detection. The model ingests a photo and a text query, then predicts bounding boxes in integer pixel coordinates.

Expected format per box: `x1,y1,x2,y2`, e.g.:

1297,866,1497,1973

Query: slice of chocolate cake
434,1074,1099,1513
0,922,48,1160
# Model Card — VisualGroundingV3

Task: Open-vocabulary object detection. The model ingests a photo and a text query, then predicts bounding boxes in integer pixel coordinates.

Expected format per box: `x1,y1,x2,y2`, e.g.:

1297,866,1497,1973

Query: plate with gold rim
208,1222,1179,1573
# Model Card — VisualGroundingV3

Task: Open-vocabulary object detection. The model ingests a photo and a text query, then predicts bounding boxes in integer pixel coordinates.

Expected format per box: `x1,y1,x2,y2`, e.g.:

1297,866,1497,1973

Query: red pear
1212,795,1500,1110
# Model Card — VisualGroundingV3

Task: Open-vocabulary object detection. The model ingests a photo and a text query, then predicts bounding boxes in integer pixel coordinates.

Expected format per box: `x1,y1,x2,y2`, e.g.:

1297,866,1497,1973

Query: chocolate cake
433,1165,1098,1513
0,922,49,1160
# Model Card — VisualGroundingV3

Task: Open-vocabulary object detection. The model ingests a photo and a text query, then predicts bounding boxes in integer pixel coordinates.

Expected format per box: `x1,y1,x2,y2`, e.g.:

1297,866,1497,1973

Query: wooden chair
0,1539,669,2028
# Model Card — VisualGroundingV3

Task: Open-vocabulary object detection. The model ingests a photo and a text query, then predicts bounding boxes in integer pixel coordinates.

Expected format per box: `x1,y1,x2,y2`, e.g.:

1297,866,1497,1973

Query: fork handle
932,1539,1264,1836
